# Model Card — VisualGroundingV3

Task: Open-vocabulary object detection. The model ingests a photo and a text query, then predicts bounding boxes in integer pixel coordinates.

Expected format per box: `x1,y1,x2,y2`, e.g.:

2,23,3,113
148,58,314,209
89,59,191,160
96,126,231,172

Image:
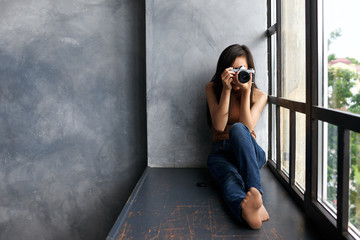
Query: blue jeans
207,123,266,222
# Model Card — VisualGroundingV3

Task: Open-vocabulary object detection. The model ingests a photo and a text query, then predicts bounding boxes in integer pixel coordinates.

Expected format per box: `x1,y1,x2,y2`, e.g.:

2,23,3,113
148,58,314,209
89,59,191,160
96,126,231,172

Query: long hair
207,44,258,127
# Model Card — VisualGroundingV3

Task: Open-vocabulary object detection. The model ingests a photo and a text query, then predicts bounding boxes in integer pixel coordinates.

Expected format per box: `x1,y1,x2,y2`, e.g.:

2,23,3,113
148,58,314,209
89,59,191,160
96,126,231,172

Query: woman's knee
229,122,249,140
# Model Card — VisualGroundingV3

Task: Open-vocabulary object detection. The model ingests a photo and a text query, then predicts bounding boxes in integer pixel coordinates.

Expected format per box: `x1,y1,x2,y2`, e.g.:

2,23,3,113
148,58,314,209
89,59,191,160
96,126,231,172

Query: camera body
232,66,255,83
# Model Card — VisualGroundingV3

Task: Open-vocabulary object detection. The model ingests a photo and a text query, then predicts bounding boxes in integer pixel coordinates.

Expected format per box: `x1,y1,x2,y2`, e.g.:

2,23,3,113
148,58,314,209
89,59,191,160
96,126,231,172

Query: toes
249,187,260,195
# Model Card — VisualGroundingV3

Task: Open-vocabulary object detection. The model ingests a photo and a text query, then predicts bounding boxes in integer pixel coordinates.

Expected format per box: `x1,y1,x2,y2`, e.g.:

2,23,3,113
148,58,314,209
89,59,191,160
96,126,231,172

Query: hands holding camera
221,67,253,92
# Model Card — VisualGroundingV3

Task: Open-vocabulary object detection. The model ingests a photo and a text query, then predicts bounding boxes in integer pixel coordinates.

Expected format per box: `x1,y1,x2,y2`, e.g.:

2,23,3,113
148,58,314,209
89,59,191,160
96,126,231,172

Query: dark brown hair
207,44,258,126
211,44,257,102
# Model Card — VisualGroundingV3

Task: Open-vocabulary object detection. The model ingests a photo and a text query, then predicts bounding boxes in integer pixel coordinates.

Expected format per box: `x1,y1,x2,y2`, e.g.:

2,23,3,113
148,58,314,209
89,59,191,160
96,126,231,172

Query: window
267,0,360,239
318,122,338,216
281,0,306,102
280,107,290,175
267,0,277,165
267,0,307,196
319,0,360,237
323,0,360,115
295,112,305,190
349,131,360,236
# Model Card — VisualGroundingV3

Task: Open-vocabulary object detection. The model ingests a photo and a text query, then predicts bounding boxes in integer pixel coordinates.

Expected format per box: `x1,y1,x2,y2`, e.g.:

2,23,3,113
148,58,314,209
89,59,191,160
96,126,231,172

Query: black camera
232,66,255,83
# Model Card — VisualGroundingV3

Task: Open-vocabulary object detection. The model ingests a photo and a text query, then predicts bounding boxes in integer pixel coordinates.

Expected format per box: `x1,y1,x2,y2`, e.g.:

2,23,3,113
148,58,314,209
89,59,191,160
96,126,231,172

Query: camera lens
239,71,250,83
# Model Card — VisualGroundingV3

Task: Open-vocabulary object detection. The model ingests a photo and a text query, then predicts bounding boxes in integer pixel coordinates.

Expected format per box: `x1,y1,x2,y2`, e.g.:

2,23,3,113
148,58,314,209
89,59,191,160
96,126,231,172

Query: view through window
321,0,360,236
269,0,360,238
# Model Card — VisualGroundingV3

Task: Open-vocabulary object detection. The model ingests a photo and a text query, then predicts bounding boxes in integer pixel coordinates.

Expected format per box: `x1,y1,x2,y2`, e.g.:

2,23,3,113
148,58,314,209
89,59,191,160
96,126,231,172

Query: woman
206,44,269,229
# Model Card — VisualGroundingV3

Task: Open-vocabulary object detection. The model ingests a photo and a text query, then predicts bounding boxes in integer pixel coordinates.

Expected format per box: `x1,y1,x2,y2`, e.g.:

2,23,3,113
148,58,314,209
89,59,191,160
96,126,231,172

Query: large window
267,0,306,195
320,0,360,237
267,0,360,239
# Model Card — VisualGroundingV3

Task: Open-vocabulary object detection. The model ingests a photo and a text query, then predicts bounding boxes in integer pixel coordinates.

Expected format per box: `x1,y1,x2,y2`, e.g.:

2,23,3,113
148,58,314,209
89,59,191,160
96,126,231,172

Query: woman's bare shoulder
253,88,267,99
206,82,215,95
206,81,214,89
252,87,268,104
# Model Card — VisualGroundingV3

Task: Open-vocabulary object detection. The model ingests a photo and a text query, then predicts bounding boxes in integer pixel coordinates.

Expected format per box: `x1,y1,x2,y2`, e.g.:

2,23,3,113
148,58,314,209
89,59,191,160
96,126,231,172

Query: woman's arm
206,67,236,132
206,82,231,132
239,86,268,131
250,88,268,128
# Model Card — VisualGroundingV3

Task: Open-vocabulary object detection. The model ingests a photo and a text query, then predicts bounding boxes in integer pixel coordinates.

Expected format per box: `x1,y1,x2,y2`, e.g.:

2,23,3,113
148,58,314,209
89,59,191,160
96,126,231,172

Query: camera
232,66,255,83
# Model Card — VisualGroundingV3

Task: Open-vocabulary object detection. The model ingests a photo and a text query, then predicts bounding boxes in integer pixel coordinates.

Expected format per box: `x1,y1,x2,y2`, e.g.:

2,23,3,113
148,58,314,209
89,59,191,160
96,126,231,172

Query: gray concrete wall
0,0,146,240
146,0,268,167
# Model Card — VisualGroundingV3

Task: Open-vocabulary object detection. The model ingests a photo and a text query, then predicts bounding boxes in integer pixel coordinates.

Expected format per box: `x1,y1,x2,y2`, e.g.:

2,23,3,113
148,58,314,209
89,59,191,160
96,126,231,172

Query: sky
324,0,360,62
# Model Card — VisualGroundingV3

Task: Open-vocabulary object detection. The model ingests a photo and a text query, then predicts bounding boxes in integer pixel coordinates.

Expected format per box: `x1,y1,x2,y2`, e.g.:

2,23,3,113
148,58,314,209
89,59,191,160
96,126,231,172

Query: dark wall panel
0,0,146,239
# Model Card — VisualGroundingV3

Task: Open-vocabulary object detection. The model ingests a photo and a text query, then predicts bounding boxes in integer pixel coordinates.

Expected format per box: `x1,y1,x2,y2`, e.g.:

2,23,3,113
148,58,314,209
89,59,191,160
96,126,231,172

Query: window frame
267,0,360,239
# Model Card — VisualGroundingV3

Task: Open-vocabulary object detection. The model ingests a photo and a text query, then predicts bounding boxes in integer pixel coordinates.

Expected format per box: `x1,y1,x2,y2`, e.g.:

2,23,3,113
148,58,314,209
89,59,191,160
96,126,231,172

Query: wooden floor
107,166,324,240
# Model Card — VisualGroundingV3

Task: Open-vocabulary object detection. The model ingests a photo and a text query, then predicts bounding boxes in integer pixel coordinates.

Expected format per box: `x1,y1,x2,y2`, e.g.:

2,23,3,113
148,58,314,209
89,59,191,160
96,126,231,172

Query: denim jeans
207,123,266,222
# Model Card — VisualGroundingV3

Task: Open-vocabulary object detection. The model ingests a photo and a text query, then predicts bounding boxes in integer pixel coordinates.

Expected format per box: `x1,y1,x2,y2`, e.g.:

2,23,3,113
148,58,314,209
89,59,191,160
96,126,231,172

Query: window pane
319,121,338,216
270,104,277,163
295,113,306,191
323,0,360,116
271,0,276,25
280,107,289,175
271,33,277,96
349,131,360,235
281,0,306,102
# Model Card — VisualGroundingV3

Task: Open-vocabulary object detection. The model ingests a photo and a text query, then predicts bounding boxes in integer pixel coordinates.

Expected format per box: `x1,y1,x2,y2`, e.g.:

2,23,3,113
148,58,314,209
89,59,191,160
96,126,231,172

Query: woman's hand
221,67,235,91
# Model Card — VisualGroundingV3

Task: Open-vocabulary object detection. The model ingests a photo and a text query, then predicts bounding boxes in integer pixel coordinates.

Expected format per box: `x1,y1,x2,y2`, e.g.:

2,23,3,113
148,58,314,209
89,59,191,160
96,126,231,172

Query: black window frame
267,0,360,239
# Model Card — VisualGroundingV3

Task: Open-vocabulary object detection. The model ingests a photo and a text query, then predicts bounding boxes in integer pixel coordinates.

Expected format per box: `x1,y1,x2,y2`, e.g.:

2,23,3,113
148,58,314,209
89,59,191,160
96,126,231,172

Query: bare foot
241,187,268,229
259,204,270,222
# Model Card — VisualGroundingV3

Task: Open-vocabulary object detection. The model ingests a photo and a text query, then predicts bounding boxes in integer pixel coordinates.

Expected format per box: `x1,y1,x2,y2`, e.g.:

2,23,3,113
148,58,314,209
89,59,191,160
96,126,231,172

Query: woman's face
230,55,249,91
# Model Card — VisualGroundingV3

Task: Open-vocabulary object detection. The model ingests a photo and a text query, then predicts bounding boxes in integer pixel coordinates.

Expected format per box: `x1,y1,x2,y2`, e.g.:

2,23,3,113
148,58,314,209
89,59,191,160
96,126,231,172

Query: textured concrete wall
0,1,146,240
146,0,268,167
